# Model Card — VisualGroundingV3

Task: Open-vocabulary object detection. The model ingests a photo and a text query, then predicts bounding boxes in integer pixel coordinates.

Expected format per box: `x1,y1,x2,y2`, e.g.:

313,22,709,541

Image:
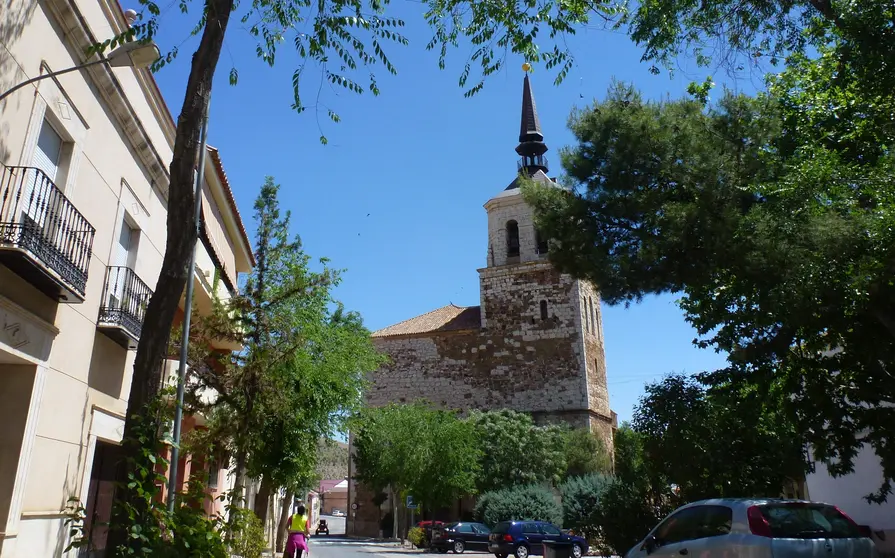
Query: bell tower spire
515,69,548,175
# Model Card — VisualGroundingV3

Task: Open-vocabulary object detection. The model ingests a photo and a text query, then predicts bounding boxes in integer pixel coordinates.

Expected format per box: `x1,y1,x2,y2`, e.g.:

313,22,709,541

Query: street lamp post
0,41,161,102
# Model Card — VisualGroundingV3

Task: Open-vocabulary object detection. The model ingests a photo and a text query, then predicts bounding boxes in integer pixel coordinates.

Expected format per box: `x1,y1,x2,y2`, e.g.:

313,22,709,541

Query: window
472,524,491,535
522,523,540,535
456,524,475,534
540,524,562,536
697,506,733,538
22,120,64,227
654,506,704,545
588,297,595,335
540,300,548,320
583,298,590,332
506,220,520,258
207,458,220,490
758,503,861,539
535,228,549,254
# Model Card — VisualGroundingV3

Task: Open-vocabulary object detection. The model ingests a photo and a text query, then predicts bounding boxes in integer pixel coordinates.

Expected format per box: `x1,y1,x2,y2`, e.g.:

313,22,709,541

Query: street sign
406,495,418,509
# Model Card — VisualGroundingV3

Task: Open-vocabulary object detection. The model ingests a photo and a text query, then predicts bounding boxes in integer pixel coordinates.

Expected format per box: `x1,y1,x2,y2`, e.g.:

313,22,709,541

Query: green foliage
560,474,612,542
224,508,266,558
562,428,612,479
162,479,227,558
407,526,427,548
187,177,382,505
468,410,566,492
633,374,808,502
525,68,895,501
474,484,563,527
353,402,480,513
596,479,665,557
63,498,91,553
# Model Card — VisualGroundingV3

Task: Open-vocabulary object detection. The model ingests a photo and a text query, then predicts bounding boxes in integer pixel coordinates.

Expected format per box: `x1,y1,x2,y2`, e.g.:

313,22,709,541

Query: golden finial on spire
522,62,532,73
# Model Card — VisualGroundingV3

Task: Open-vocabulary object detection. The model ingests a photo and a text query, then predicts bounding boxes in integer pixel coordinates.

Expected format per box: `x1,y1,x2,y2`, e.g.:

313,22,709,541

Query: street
307,537,460,558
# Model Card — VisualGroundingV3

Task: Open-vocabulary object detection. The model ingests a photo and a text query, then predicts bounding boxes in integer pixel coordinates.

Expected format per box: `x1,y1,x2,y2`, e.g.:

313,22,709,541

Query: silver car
625,498,878,558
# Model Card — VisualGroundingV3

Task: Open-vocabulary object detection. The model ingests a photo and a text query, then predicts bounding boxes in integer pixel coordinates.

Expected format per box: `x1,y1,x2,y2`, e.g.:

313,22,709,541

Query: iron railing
98,266,153,340
0,164,96,296
517,154,549,172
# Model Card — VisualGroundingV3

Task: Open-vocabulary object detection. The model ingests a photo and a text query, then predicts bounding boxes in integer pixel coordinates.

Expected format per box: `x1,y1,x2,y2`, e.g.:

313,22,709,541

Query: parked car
625,498,878,558
416,520,445,543
431,522,492,554
315,519,329,536
488,520,588,558
331,509,345,517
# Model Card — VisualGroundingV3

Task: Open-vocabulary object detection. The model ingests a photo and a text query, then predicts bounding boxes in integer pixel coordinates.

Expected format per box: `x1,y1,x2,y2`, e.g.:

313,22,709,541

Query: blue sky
147,1,765,423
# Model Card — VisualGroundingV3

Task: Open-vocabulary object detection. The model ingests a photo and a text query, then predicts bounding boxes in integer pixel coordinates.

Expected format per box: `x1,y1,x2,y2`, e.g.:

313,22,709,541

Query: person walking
285,504,311,558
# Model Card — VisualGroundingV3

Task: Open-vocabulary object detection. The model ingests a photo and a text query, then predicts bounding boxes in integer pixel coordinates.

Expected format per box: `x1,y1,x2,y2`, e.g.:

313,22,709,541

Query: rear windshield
758,504,862,539
491,522,512,535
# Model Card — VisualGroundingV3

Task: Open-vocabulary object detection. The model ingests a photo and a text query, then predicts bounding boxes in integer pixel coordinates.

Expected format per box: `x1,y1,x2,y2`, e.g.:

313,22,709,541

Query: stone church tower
346,73,615,536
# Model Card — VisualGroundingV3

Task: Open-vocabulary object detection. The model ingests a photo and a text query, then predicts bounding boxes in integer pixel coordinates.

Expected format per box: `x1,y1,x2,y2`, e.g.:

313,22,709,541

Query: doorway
81,441,125,557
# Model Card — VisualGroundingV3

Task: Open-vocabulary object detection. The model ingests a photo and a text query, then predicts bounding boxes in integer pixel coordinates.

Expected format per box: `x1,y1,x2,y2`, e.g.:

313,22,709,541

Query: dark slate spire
515,72,549,175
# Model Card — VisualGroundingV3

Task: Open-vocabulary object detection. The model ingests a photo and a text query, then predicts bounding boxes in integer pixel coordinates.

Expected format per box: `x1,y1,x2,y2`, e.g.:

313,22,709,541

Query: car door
454,523,475,548
522,522,545,554
539,523,563,544
631,506,706,558
470,523,492,550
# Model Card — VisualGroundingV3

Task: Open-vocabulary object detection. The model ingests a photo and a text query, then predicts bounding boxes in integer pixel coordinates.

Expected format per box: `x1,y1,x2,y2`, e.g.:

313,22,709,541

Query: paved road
306,537,488,558
317,514,345,535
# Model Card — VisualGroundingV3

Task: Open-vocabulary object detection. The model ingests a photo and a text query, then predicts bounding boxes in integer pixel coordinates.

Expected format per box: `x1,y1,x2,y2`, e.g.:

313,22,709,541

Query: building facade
0,0,253,555
346,74,616,537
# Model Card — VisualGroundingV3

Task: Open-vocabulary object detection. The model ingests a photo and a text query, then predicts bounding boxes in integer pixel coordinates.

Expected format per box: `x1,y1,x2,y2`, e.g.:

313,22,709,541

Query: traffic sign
406,495,418,509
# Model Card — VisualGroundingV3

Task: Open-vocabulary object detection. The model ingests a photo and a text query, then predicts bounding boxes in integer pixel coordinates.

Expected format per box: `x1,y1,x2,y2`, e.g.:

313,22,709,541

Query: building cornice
44,0,171,194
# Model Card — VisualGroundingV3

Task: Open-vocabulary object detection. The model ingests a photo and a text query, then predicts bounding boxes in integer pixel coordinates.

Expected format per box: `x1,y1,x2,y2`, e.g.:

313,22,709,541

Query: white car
626,498,878,558
331,509,345,517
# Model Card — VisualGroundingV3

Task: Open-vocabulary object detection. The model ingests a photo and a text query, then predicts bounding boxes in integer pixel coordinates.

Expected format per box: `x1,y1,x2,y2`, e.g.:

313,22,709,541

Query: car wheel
453,540,465,554
495,554,508,558
571,543,582,558
514,545,529,558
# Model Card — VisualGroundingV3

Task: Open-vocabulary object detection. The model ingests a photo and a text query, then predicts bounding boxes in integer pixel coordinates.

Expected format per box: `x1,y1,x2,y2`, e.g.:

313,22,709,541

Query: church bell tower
478,70,615,442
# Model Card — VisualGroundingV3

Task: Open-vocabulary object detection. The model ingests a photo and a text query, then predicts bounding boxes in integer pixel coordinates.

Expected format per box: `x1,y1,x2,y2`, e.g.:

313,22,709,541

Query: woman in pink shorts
285,504,310,558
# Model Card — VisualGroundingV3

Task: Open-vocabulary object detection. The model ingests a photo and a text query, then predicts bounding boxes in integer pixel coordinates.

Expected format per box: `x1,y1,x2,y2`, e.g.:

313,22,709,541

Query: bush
407,526,427,548
226,508,266,558
475,484,563,527
595,480,664,557
561,473,612,541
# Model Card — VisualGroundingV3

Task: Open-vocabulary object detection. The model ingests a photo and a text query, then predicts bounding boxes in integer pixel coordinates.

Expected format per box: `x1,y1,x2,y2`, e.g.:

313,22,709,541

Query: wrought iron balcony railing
98,266,153,348
517,154,549,173
0,164,96,302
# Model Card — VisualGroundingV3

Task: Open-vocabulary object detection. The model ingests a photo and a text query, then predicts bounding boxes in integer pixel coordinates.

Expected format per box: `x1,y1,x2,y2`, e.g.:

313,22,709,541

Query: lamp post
0,41,161,102
166,98,211,511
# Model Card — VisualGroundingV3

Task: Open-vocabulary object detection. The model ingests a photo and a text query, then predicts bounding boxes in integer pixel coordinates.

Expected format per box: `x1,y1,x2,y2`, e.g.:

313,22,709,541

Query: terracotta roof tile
372,304,481,338
206,146,256,266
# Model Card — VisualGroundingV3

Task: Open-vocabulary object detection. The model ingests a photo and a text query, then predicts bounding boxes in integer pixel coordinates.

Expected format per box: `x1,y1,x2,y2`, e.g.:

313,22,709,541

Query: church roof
372,304,482,338
505,169,555,191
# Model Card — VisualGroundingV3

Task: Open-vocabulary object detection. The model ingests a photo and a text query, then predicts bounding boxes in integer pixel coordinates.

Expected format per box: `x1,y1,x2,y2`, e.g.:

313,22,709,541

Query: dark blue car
487,520,588,558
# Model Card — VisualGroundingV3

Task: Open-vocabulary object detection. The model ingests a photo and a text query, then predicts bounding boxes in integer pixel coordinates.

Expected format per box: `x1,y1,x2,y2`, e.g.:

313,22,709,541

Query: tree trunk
390,486,398,540
276,490,294,552
253,476,273,525
106,0,234,554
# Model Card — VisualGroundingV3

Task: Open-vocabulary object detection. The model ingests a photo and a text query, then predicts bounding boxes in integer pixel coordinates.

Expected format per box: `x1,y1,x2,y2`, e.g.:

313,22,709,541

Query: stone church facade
346,74,616,537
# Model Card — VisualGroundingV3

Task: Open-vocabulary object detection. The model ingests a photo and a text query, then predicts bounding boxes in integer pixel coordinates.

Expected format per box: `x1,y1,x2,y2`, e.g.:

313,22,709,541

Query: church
346,73,616,537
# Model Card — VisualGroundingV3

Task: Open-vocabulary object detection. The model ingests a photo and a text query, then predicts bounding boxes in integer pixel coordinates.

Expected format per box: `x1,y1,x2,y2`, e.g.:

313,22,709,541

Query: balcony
97,266,152,348
0,165,96,302
517,154,548,173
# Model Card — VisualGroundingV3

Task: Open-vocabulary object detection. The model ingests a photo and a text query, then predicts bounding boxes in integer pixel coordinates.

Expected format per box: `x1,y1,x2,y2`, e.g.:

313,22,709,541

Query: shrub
226,508,266,558
561,473,612,541
595,480,664,557
407,526,427,548
475,484,562,527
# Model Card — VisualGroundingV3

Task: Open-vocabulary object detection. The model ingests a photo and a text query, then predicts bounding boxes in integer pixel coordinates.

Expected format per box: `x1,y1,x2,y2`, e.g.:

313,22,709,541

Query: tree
352,403,479,538
562,428,612,479
474,484,563,527
468,410,567,493
633,374,808,502
102,0,605,545
524,67,895,501
560,473,612,542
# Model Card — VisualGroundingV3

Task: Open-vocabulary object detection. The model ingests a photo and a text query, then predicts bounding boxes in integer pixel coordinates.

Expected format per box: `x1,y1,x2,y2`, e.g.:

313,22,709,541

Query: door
23,120,63,228
108,220,135,311
522,522,545,554
82,441,126,557
639,506,708,558
540,523,563,544
471,523,492,550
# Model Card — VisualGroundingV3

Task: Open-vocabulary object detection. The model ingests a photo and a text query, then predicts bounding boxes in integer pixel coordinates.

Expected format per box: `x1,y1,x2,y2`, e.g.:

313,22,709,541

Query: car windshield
444,523,459,530
758,503,862,539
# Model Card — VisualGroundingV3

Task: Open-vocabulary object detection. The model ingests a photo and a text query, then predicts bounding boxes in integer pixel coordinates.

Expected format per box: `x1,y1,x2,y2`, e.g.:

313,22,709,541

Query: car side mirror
642,536,659,555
